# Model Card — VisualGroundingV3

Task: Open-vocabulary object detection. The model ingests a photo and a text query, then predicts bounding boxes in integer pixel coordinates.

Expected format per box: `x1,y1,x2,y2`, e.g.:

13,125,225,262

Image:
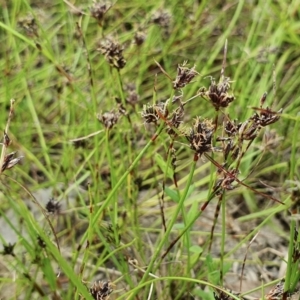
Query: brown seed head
125,83,139,106
134,31,147,46
126,91,139,106
97,111,120,129
263,129,282,150
216,168,239,194
1,152,23,172
238,120,258,141
224,120,241,137
45,198,61,215
2,243,16,257
186,118,214,156
173,62,199,89
151,9,172,28
4,132,11,147
264,281,285,300
90,281,114,300
90,1,111,24
18,15,38,37
141,102,168,124
37,236,46,248
251,107,282,127
202,77,234,110
166,105,184,136
97,38,126,69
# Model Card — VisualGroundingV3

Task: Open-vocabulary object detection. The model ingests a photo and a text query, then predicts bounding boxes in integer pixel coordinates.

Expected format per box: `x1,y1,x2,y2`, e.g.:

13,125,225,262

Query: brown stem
0,99,15,175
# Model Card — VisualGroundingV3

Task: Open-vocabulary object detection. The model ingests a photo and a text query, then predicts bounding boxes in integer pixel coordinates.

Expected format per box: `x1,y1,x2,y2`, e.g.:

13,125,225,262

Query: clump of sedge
139,45,284,297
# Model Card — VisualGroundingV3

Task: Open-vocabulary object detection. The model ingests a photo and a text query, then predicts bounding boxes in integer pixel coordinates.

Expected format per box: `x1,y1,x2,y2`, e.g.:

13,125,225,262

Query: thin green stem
118,276,242,300
105,129,119,245
76,122,166,254
128,157,198,299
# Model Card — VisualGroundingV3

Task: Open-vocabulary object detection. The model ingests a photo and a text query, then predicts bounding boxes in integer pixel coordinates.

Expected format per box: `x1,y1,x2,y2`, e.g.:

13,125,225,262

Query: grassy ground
0,0,300,299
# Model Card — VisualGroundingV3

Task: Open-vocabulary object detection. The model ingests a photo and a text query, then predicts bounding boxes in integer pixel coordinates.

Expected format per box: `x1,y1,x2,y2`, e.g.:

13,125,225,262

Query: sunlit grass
0,1,299,299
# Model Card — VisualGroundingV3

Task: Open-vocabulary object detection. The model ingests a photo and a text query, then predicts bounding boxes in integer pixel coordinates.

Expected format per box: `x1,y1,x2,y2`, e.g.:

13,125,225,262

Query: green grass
0,1,300,299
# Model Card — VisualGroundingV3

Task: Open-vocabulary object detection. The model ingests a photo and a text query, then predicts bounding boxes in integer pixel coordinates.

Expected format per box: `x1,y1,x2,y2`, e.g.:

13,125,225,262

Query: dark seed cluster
45,198,61,215
173,62,199,89
200,77,234,111
97,111,120,129
213,168,239,195
151,9,172,29
141,102,169,125
251,106,282,127
134,31,147,46
140,56,282,202
2,243,16,257
125,83,140,106
17,15,39,37
166,104,184,137
90,1,111,25
186,118,214,156
89,281,113,300
0,128,23,173
97,38,126,69
1,151,22,172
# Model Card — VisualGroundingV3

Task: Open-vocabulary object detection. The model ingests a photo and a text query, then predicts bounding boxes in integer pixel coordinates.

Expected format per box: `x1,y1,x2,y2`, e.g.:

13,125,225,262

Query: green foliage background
0,0,299,299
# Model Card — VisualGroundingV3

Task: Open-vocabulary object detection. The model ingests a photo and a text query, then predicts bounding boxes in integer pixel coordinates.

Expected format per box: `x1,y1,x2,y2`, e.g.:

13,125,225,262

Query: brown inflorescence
97,38,126,69
45,198,61,215
251,106,282,127
141,102,168,125
151,9,172,28
186,117,214,156
97,111,120,129
173,62,199,89
166,105,184,137
89,280,114,300
17,15,39,37
200,77,234,111
134,31,147,46
1,151,23,172
90,1,111,25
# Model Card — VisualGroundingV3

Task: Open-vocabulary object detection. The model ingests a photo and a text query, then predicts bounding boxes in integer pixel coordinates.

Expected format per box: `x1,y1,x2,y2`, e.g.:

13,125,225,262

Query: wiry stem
220,39,228,82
